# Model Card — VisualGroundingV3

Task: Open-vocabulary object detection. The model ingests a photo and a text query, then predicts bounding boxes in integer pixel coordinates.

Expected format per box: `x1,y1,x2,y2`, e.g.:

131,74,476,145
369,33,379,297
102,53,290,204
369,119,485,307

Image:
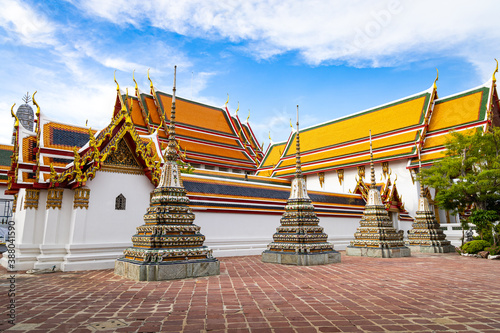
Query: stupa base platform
407,244,456,254
346,246,411,258
114,258,220,281
261,250,341,266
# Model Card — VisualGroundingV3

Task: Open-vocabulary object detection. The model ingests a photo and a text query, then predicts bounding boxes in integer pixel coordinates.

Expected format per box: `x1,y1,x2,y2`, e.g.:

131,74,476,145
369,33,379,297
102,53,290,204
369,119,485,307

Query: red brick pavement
1,252,500,332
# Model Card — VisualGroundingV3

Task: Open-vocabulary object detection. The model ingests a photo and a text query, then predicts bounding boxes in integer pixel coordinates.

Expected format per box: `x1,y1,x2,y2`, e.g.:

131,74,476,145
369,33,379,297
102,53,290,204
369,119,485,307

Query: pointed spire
369,130,375,189
165,66,178,162
295,105,302,178
22,92,31,104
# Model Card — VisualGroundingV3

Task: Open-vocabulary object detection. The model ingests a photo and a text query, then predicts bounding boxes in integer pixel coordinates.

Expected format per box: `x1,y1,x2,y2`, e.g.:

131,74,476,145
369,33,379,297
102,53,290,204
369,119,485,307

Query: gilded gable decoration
24,189,40,210
382,162,389,178
12,194,17,213
338,169,344,185
74,188,90,209
358,165,365,179
102,139,143,175
318,172,325,188
46,188,64,209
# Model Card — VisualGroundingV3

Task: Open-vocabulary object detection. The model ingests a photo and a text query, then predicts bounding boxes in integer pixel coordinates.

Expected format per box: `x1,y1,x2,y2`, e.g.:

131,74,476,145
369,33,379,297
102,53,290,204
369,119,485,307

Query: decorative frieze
318,172,325,188
24,189,40,210
46,188,64,209
73,188,90,209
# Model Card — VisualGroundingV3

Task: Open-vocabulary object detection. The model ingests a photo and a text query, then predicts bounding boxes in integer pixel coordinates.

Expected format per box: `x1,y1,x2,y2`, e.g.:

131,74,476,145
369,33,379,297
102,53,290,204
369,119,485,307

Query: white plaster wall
306,160,422,218
84,171,154,244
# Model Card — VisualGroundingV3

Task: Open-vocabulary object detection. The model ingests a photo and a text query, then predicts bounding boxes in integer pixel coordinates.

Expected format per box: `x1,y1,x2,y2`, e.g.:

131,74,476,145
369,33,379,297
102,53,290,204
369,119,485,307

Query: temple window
115,194,126,210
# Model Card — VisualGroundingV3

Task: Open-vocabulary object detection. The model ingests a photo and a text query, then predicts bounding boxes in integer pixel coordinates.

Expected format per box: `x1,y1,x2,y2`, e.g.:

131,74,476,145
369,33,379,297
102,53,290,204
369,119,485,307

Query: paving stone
2,253,500,332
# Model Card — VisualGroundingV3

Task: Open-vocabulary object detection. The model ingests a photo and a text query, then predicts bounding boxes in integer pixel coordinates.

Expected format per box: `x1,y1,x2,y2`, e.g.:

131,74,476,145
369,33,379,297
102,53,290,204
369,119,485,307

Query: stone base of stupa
114,258,220,281
406,244,455,254
261,250,341,266
346,246,411,258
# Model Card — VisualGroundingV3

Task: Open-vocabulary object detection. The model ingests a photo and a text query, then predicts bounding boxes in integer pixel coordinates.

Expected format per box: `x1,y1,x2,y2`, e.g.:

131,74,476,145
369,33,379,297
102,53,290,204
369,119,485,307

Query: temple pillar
34,188,66,270
61,188,94,271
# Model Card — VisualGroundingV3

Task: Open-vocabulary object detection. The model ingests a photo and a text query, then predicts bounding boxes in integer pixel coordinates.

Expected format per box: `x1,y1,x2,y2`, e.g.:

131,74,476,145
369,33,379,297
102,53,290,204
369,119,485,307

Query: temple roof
258,86,436,177
409,80,498,168
128,90,263,171
0,144,13,186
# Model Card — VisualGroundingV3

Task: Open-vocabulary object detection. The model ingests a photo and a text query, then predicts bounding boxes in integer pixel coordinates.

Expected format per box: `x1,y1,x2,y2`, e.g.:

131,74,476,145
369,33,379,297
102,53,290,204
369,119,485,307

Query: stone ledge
345,246,411,258
407,244,455,253
114,259,220,281
261,251,341,266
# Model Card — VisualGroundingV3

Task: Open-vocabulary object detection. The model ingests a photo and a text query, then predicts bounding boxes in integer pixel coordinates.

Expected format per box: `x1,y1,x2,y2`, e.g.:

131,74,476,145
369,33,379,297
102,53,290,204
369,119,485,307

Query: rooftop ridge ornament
132,70,138,94
262,104,340,266
22,92,31,104
493,59,498,83
114,70,120,92
433,68,439,89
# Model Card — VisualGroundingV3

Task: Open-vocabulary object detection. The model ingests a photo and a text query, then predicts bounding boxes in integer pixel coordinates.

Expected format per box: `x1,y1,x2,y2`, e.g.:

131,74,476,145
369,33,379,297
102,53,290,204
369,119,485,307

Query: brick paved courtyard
1,252,500,332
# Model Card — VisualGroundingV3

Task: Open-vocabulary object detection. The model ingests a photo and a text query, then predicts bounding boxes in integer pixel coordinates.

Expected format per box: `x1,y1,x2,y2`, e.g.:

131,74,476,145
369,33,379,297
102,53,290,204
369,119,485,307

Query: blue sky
1,0,499,147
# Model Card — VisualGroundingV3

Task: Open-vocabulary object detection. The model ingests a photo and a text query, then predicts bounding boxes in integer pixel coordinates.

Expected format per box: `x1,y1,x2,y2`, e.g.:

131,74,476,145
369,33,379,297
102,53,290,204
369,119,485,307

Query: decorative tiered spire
115,67,219,281
406,151,453,252
346,131,410,258
262,106,340,266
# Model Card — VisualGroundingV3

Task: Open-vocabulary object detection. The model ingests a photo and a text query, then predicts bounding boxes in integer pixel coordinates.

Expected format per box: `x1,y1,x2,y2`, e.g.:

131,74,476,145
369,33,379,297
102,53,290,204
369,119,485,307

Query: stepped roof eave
407,79,496,168
262,85,435,178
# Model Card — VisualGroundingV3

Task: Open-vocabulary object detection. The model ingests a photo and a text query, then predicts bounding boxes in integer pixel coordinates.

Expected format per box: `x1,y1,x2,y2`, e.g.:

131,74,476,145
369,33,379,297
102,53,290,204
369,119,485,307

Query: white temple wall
84,171,153,244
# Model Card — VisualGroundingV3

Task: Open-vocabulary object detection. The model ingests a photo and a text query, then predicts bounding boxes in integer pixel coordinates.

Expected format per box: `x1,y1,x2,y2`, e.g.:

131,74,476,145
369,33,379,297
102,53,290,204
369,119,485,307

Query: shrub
485,245,500,256
461,240,491,254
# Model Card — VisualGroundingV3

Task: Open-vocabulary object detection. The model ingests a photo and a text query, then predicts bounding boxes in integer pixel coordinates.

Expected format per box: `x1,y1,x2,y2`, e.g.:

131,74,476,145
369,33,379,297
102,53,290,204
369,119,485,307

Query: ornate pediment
102,138,144,175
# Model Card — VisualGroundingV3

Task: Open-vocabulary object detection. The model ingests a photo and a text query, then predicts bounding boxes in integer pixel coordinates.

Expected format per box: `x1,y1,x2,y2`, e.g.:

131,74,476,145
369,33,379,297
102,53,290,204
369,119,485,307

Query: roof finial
22,92,31,104
11,103,19,128
235,101,239,116
132,70,138,94
224,93,229,109
147,68,154,92
369,130,376,188
165,66,178,162
32,91,40,119
295,105,302,177
114,70,120,92
493,59,498,83
246,109,250,123
433,68,439,89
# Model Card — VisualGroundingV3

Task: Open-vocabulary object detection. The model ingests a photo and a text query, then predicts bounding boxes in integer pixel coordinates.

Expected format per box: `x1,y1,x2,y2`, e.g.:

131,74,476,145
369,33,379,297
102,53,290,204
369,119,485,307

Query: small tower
12,93,34,143
115,67,220,281
346,131,411,258
406,156,454,252
262,106,340,265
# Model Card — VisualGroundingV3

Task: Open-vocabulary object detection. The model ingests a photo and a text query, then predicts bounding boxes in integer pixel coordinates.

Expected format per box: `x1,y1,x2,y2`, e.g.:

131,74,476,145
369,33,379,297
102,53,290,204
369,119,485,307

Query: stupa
406,154,454,252
115,67,219,281
346,131,411,258
262,106,340,265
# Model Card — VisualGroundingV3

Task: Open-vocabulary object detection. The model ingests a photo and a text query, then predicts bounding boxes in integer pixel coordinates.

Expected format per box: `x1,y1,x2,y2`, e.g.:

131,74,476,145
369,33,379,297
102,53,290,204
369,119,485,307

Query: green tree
420,127,500,242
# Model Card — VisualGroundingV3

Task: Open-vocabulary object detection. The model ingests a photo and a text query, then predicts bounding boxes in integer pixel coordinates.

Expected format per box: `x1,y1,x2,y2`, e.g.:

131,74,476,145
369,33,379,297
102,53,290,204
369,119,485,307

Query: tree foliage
420,127,500,215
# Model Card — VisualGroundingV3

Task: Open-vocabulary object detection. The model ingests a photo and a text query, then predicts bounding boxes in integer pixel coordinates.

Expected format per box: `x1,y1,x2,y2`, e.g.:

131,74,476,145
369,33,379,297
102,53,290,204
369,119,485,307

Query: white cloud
71,0,500,78
0,0,57,47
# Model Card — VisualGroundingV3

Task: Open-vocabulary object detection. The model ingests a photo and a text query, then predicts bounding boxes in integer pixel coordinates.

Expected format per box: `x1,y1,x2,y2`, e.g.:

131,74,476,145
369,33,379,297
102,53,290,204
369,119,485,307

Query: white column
34,188,66,270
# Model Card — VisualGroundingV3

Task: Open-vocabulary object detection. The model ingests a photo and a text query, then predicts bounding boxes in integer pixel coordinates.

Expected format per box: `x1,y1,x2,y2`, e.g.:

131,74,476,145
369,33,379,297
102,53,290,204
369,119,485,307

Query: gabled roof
130,89,263,171
259,86,435,177
409,80,498,168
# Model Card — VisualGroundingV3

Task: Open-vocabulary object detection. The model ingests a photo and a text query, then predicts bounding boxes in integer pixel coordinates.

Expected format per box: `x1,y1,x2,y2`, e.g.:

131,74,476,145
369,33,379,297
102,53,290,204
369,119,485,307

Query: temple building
1,67,499,271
